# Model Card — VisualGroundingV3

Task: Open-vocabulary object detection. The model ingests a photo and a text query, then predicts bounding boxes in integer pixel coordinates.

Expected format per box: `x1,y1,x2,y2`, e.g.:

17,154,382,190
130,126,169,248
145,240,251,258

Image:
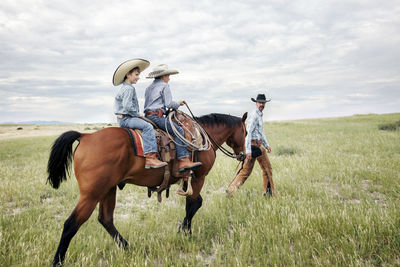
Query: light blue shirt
114,82,140,117
144,79,180,113
245,108,269,154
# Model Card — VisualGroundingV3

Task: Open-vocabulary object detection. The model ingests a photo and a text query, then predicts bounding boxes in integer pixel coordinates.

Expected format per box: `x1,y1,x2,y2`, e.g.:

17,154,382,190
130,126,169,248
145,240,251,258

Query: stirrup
176,174,193,196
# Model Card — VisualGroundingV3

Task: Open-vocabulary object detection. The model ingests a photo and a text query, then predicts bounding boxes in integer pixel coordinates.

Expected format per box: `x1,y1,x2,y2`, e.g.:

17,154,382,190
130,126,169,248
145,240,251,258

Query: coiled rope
165,103,245,161
165,109,211,151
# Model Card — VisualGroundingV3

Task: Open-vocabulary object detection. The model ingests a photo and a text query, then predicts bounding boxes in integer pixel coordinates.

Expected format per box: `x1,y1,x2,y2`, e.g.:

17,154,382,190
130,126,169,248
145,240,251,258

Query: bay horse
47,112,247,266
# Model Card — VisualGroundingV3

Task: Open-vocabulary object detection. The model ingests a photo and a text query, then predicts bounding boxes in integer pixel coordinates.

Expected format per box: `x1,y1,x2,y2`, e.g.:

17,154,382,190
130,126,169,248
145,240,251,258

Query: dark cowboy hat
251,94,271,103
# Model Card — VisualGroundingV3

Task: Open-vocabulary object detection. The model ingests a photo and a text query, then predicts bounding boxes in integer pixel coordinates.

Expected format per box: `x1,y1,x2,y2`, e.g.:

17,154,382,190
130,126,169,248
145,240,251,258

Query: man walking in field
226,93,274,196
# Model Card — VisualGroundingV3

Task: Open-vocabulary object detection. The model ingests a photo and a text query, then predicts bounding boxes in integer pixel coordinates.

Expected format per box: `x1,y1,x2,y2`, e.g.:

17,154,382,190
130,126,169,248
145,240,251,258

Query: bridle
184,103,246,161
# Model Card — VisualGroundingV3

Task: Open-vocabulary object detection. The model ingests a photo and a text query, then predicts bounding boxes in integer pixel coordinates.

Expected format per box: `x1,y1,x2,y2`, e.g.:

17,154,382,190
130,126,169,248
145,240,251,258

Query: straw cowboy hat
146,64,179,78
112,58,150,86
251,93,271,103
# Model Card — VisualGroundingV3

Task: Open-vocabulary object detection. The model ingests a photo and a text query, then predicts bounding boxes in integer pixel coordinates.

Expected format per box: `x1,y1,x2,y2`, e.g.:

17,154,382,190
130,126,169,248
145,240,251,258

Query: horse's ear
242,112,248,123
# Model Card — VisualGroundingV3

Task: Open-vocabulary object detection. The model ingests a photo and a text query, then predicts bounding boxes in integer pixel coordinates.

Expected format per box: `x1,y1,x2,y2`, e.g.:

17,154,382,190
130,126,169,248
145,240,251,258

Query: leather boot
178,157,202,172
144,153,168,169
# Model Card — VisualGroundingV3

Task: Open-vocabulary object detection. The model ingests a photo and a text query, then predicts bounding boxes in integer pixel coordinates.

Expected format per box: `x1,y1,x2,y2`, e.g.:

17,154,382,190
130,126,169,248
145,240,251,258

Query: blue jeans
117,116,157,154
146,115,189,159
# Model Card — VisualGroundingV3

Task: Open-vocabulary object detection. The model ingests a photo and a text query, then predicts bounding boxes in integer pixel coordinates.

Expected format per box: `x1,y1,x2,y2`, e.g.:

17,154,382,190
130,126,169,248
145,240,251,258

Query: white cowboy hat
146,64,179,78
112,58,150,86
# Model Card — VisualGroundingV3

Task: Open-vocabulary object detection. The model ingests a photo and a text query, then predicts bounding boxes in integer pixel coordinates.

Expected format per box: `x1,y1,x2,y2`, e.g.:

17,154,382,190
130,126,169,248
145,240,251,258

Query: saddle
142,110,209,162
121,111,209,202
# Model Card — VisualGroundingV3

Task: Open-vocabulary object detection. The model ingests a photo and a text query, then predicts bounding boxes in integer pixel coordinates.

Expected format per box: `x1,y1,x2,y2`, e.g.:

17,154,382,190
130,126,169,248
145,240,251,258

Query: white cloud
0,0,399,123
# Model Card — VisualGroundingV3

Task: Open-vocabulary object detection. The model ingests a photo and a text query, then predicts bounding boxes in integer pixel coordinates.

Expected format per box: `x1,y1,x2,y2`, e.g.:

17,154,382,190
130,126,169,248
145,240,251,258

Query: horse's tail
47,131,82,189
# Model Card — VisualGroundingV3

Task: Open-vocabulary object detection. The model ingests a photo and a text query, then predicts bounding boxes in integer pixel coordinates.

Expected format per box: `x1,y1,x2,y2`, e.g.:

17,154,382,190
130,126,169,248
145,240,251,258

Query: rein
184,103,245,161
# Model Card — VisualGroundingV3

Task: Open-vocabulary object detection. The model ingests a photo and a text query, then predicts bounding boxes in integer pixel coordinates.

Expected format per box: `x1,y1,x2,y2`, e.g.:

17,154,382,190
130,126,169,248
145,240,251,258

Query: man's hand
246,153,252,160
179,100,186,106
266,146,272,153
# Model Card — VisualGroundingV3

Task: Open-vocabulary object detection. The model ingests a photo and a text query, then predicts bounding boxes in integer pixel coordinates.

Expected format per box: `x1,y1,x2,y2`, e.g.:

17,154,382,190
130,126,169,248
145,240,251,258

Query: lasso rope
164,103,245,161
165,110,211,151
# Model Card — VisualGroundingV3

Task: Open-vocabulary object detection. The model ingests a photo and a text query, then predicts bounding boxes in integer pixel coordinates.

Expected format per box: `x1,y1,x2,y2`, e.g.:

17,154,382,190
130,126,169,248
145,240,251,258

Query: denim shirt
144,79,180,113
114,82,140,117
245,108,269,154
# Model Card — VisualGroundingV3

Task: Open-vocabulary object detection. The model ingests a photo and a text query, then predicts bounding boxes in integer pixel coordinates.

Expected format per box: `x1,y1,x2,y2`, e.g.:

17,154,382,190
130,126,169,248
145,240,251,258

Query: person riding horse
113,59,167,169
144,64,202,173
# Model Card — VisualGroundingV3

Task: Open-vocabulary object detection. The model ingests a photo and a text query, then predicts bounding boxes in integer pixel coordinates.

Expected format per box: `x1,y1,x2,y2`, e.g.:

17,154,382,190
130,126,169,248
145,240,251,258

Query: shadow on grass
379,121,400,131
275,146,299,156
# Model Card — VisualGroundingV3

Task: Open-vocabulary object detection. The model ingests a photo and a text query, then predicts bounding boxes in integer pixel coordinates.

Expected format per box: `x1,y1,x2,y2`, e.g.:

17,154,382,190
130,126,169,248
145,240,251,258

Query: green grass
1,113,400,266
379,120,400,131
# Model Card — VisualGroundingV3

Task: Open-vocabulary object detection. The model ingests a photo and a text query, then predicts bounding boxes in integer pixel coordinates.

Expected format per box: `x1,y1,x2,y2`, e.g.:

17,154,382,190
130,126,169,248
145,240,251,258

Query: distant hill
0,121,73,125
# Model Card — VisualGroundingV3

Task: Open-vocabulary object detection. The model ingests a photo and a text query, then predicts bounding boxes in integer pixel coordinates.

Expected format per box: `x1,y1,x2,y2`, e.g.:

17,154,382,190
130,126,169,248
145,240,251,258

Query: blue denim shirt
245,108,269,154
114,82,140,117
144,79,180,113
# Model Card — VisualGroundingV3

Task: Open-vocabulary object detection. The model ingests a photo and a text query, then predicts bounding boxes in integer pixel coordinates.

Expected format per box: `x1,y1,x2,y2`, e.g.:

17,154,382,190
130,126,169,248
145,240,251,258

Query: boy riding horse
144,64,202,173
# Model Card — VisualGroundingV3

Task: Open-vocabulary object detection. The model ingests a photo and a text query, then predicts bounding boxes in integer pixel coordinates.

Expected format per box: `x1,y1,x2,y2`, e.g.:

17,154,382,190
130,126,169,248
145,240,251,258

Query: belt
117,114,132,119
145,109,163,117
251,140,261,146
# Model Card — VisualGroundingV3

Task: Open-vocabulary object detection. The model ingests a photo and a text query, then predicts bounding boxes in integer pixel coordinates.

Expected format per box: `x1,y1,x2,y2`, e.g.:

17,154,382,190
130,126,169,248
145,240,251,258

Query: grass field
1,114,399,266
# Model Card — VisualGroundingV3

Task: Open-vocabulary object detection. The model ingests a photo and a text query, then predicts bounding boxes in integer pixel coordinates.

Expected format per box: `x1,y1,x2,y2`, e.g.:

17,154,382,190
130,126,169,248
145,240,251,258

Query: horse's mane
195,113,242,128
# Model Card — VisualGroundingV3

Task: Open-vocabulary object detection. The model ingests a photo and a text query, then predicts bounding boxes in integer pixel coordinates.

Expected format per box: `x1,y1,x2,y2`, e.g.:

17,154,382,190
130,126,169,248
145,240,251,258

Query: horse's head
226,112,247,161
196,112,248,161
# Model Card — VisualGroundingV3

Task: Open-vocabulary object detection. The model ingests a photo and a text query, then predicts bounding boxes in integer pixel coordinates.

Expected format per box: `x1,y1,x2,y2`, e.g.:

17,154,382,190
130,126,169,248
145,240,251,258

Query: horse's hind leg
52,197,98,266
98,186,129,249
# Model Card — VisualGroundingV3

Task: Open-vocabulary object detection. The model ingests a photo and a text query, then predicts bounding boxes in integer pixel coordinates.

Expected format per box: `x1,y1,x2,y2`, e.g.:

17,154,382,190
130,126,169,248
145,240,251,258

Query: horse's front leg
179,194,203,234
178,173,205,234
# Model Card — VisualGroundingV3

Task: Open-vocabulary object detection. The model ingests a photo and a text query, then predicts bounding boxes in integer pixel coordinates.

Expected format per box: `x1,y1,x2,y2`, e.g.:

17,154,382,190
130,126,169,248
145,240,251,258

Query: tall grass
1,113,399,266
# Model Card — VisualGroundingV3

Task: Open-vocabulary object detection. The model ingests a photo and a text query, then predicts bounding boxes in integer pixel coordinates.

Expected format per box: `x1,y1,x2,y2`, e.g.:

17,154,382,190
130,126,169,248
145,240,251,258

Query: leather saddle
142,110,207,163
141,111,208,202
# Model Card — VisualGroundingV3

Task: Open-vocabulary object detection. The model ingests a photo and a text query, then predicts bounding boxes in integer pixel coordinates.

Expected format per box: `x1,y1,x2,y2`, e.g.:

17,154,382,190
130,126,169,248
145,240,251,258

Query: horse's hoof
178,224,192,235
184,229,192,235
122,242,130,251
52,260,63,267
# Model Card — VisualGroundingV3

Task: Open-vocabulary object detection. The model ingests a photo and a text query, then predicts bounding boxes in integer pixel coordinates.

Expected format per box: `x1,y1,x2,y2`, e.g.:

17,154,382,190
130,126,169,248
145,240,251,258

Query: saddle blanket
123,128,144,157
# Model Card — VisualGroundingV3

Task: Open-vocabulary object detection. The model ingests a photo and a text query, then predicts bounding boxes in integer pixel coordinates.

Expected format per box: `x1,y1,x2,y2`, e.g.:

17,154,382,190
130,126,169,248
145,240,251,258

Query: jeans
146,115,189,159
117,116,157,154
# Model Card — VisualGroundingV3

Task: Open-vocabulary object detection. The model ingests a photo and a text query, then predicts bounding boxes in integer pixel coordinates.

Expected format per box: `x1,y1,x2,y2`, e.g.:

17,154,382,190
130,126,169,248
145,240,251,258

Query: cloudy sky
0,0,399,123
